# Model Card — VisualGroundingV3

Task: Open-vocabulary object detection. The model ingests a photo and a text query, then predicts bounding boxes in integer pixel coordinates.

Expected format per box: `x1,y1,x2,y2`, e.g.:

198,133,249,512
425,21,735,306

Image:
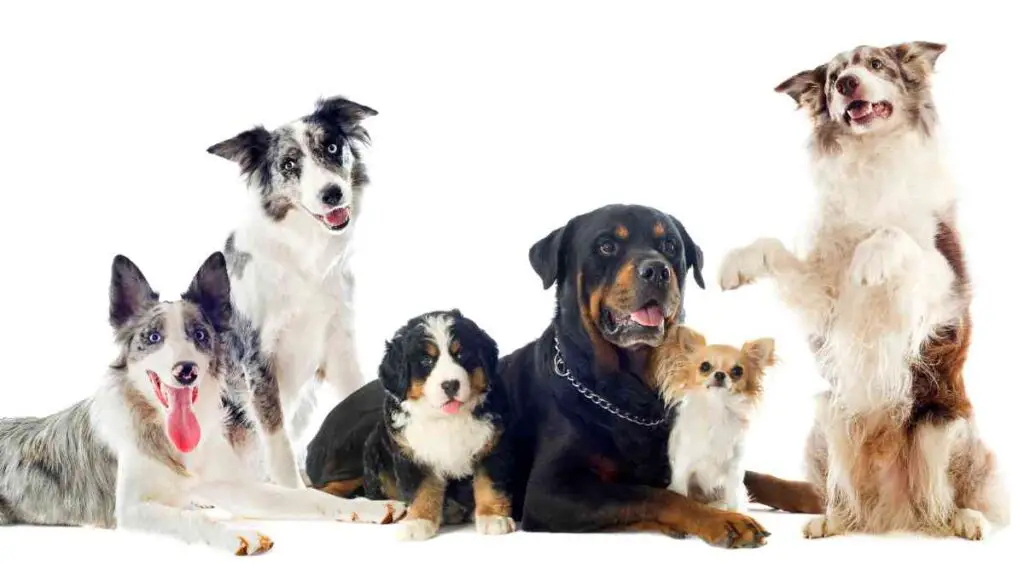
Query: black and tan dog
307,310,513,540
307,204,822,547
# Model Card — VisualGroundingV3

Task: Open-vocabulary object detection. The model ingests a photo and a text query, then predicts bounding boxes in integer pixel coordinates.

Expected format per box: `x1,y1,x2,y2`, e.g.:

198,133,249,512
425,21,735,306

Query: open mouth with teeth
844,100,893,125
315,207,352,232
600,299,668,343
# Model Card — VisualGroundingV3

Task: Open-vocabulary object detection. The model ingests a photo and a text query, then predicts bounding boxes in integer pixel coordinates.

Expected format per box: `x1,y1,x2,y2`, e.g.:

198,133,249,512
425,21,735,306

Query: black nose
172,361,198,386
320,184,343,207
712,371,726,386
837,74,859,97
638,259,671,287
441,380,460,399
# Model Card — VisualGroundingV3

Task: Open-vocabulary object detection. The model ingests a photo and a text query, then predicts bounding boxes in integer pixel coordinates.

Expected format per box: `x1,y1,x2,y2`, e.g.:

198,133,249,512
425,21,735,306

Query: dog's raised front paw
475,514,516,535
395,518,440,541
952,508,989,541
802,515,841,539
230,530,274,556
848,228,920,287
718,238,786,291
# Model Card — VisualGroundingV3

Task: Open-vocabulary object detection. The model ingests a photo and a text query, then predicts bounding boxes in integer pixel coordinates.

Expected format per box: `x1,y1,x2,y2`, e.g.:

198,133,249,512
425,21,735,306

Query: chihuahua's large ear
529,223,570,290
669,216,705,289
741,338,777,372
182,252,234,333
775,64,827,112
110,255,159,329
206,126,272,176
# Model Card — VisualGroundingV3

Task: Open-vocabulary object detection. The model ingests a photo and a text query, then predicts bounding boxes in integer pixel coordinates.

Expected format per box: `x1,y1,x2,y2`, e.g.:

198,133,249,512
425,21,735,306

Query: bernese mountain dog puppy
312,310,514,541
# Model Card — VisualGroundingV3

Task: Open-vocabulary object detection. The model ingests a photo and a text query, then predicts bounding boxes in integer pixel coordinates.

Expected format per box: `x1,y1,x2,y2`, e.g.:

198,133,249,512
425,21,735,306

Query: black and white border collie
312,310,516,541
206,96,377,488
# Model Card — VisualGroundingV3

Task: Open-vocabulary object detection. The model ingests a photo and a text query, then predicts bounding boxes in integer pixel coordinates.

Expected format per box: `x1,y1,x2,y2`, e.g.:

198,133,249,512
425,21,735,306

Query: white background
0,0,1019,573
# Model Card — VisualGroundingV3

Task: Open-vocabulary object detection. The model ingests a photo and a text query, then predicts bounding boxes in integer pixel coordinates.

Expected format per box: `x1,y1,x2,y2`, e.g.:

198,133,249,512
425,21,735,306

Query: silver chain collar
552,336,666,428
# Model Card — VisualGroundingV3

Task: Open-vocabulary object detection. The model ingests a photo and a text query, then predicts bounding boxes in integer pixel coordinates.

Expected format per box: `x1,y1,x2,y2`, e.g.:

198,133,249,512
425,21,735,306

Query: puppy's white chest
398,412,495,480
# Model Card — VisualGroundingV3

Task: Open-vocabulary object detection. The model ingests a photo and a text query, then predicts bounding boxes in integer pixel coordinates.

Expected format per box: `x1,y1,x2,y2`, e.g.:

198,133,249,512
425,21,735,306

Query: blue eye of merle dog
147,331,162,344
327,143,339,154
282,160,296,172
194,327,208,343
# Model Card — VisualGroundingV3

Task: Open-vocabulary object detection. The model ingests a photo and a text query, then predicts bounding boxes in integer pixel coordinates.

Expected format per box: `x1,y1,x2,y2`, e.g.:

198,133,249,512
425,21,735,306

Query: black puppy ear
529,224,568,290
378,331,408,397
206,126,272,176
669,216,705,289
110,255,159,329
182,252,233,333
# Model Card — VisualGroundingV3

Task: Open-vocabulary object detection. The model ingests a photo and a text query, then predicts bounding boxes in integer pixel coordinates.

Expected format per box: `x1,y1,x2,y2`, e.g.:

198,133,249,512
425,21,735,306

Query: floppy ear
206,126,272,176
182,252,234,333
313,96,378,130
887,41,946,70
775,65,827,111
669,216,705,289
378,329,409,398
741,338,776,372
109,255,159,329
529,224,568,290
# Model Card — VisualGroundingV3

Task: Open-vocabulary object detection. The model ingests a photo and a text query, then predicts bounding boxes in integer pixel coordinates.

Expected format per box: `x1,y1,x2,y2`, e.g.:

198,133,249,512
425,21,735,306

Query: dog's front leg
848,227,923,287
118,500,273,556
191,481,405,524
522,461,769,548
321,315,366,408
472,450,516,536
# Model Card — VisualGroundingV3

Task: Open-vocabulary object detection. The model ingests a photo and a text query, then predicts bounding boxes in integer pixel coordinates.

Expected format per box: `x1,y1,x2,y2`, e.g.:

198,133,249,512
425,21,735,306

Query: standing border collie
0,253,402,554
306,310,515,541
207,96,377,488
719,41,1009,539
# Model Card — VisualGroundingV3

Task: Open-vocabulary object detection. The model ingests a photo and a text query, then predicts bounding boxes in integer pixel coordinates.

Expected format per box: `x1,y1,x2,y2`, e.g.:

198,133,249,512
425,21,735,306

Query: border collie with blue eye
306,310,514,541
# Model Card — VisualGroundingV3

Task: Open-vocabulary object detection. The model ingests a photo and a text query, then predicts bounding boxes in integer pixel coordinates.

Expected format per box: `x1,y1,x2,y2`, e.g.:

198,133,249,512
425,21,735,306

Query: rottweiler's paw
699,511,770,549
395,518,439,541
476,514,516,535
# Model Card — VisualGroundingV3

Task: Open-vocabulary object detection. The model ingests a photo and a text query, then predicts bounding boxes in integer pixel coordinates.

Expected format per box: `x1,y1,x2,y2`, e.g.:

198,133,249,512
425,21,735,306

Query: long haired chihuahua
649,325,776,512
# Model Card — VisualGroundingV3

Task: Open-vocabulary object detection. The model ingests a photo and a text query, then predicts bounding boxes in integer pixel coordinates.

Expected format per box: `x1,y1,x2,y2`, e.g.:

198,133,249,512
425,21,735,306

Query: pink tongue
167,387,201,453
849,103,873,120
324,208,348,226
442,400,462,415
630,306,664,327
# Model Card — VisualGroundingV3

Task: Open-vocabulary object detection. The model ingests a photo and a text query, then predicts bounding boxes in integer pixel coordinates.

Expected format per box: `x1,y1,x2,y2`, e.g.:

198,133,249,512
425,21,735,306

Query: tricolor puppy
649,326,775,513
719,41,1009,539
0,253,402,555
309,310,514,541
207,96,377,488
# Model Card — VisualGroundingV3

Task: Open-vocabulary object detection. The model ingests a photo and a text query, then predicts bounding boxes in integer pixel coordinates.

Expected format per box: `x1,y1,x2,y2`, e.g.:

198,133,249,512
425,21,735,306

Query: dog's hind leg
118,500,273,556
191,481,405,525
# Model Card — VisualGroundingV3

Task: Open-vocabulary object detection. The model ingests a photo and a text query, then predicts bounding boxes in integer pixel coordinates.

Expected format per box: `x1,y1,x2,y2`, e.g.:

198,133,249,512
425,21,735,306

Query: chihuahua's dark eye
870,58,883,70
699,361,712,374
598,240,618,256
147,331,162,344
730,365,744,379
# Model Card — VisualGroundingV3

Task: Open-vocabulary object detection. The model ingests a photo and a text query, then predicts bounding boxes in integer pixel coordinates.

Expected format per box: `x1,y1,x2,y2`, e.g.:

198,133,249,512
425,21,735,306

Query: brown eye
730,365,744,379
870,58,883,70
699,361,712,374
598,240,617,256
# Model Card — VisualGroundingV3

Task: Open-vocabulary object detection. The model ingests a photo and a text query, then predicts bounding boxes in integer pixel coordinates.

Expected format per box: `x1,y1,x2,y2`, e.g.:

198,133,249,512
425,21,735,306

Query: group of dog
0,39,1009,554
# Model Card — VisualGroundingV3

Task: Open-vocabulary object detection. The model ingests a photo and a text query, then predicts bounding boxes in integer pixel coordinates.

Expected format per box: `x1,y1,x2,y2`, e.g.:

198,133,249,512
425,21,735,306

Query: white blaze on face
421,314,473,413
288,120,354,216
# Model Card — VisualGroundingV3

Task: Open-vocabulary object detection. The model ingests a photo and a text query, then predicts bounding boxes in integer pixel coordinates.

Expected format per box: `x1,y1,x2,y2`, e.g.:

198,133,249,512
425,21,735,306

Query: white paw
952,508,989,541
718,238,785,291
848,228,920,287
218,529,274,556
333,497,406,524
475,514,516,535
802,515,839,539
395,518,439,541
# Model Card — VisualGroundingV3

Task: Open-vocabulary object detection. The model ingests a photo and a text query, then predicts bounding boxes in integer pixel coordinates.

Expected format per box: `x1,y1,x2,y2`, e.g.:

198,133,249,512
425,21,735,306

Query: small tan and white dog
649,326,775,513
718,41,1008,540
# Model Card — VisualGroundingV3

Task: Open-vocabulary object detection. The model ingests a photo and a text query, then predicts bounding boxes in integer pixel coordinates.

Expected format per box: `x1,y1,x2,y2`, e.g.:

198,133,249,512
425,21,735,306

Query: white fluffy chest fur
667,391,754,502
800,132,963,412
394,406,496,480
